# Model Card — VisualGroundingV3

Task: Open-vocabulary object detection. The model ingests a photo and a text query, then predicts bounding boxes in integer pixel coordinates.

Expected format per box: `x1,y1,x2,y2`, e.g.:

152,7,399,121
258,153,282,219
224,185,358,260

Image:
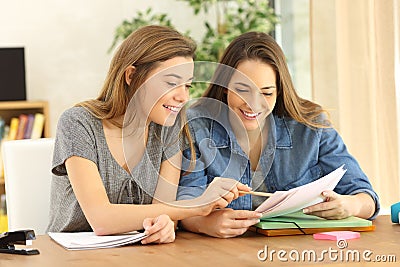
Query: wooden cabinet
0,101,50,195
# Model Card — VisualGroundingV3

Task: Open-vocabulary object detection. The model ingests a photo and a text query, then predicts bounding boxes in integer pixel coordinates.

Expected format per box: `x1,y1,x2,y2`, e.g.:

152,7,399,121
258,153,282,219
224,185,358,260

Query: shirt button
270,186,276,191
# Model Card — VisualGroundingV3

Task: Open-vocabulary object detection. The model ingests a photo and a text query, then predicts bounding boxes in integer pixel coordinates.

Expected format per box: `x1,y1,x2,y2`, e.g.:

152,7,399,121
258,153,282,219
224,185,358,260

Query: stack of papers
48,231,146,250
255,165,347,218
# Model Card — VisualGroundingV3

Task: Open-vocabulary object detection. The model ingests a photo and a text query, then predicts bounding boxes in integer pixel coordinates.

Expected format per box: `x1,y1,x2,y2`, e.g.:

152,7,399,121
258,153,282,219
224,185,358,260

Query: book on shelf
16,114,28,139
7,117,19,140
23,114,35,139
48,231,147,250
0,117,5,142
0,118,6,178
30,113,45,139
250,211,375,236
0,141,3,178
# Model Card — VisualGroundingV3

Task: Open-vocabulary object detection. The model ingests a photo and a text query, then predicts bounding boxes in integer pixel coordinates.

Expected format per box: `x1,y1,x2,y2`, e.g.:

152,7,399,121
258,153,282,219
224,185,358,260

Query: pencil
238,191,273,197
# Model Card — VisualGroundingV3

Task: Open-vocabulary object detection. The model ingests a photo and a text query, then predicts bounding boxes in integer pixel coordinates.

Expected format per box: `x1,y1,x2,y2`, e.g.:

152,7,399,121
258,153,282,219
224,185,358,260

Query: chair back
2,138,55,234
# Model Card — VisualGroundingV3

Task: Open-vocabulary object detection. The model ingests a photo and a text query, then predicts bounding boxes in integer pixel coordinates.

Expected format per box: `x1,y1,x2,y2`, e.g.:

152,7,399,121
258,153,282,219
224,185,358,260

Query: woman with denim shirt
177,31,379,238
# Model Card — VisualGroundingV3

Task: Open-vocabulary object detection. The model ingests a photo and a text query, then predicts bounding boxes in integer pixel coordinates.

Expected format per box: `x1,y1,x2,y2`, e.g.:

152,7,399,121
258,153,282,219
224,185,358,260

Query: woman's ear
125,66,136,85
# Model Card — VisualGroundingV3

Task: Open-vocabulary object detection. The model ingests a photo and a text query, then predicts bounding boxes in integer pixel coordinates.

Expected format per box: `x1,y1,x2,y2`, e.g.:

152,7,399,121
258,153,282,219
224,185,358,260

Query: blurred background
0,0,399,232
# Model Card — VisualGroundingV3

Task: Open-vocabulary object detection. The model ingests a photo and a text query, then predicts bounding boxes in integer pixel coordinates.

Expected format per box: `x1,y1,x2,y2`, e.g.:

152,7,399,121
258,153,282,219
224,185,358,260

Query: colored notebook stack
250,211,375,237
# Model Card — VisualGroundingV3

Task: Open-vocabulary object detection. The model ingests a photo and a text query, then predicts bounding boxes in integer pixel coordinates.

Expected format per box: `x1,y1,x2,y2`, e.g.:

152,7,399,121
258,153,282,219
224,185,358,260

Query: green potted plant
109,0,278,97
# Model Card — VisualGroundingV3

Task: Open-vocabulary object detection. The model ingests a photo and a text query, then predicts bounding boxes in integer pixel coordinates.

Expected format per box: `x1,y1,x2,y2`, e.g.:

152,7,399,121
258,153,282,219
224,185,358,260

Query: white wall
0,0,210,136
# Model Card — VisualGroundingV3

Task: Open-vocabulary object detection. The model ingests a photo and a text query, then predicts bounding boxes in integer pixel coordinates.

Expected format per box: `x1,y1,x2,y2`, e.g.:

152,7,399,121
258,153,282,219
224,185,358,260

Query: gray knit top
47,107,180,232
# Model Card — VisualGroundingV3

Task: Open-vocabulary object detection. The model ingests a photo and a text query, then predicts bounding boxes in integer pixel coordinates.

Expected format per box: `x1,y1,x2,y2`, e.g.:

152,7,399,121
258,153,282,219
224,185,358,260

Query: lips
163,104,181,113
240,109,262,119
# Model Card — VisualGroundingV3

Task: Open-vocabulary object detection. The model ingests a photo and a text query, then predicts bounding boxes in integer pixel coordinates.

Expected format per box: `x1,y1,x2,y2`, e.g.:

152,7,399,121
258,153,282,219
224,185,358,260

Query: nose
244,92,268,112
173,84,189,103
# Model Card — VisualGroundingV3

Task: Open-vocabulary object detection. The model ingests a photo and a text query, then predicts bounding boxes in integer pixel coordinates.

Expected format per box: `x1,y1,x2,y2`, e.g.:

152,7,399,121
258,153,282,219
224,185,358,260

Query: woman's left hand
302,190,356,219
141,214,175,244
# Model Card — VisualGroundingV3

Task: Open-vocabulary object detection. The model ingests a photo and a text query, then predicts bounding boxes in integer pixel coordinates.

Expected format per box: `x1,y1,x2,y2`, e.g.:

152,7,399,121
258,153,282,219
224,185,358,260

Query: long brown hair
77,25,196,126
203,31,330,128
77,25,196,165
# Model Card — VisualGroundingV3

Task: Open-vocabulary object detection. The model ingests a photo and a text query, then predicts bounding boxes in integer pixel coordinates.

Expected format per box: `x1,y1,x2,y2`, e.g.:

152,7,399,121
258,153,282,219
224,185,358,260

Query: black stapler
0,229,40,255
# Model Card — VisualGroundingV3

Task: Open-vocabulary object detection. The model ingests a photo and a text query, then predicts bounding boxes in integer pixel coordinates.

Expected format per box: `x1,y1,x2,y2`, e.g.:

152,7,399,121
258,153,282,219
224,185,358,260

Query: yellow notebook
251,211,375,236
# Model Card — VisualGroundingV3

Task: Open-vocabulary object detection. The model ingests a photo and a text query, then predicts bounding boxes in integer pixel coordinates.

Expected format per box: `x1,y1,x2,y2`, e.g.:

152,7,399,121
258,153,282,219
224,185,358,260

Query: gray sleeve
52,108,98,176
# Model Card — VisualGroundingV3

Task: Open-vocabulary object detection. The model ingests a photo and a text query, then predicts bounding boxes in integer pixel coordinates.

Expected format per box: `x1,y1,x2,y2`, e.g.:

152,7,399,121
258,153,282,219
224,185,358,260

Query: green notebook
255,211,372,230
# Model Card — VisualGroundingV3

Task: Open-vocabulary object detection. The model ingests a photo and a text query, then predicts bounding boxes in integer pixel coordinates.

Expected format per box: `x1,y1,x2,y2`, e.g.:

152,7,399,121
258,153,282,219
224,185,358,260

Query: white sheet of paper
255,165,347,218
48,231,146,250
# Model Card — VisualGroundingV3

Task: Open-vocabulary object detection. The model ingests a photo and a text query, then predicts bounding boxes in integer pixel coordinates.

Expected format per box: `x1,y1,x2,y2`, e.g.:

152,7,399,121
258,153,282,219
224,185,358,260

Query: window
274,0,311,100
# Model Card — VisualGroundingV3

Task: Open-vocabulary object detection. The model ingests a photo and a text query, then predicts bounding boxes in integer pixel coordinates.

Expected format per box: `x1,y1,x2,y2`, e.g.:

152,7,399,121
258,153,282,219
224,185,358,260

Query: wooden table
1,215,399,266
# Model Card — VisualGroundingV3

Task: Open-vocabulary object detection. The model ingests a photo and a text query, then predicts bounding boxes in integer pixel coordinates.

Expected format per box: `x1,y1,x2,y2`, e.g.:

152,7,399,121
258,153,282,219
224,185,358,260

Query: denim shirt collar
209,109,293,157
209,107,243,155
274,115,292,149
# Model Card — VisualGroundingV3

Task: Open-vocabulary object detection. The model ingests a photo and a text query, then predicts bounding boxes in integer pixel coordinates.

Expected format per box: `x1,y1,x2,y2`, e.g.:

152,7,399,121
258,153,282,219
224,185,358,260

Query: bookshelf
0,100,50,196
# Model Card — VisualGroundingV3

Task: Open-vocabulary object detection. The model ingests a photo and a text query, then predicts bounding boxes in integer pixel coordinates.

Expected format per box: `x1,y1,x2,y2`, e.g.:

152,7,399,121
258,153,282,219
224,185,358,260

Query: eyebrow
164,73,194,81
234,82,276,90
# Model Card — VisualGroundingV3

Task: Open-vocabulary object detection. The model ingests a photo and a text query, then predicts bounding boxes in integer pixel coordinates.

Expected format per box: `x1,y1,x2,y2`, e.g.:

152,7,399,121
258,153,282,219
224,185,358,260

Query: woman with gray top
47,25,250,244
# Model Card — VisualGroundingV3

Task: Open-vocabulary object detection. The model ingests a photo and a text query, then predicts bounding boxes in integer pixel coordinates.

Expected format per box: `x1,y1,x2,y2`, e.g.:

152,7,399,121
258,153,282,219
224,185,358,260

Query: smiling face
226,59,277,131
137,56,194,126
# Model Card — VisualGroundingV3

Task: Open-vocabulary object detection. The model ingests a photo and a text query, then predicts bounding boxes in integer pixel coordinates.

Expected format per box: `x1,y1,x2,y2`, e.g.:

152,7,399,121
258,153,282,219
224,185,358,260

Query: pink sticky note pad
313,231,360,240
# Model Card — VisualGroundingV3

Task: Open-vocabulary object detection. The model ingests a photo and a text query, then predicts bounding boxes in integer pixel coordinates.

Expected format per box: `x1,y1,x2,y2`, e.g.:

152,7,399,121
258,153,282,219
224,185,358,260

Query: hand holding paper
255,165,347,219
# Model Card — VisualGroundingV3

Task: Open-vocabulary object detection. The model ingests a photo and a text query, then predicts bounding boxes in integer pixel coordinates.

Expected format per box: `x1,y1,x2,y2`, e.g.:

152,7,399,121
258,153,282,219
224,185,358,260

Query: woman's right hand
195,177,251,216
141,214,175,245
